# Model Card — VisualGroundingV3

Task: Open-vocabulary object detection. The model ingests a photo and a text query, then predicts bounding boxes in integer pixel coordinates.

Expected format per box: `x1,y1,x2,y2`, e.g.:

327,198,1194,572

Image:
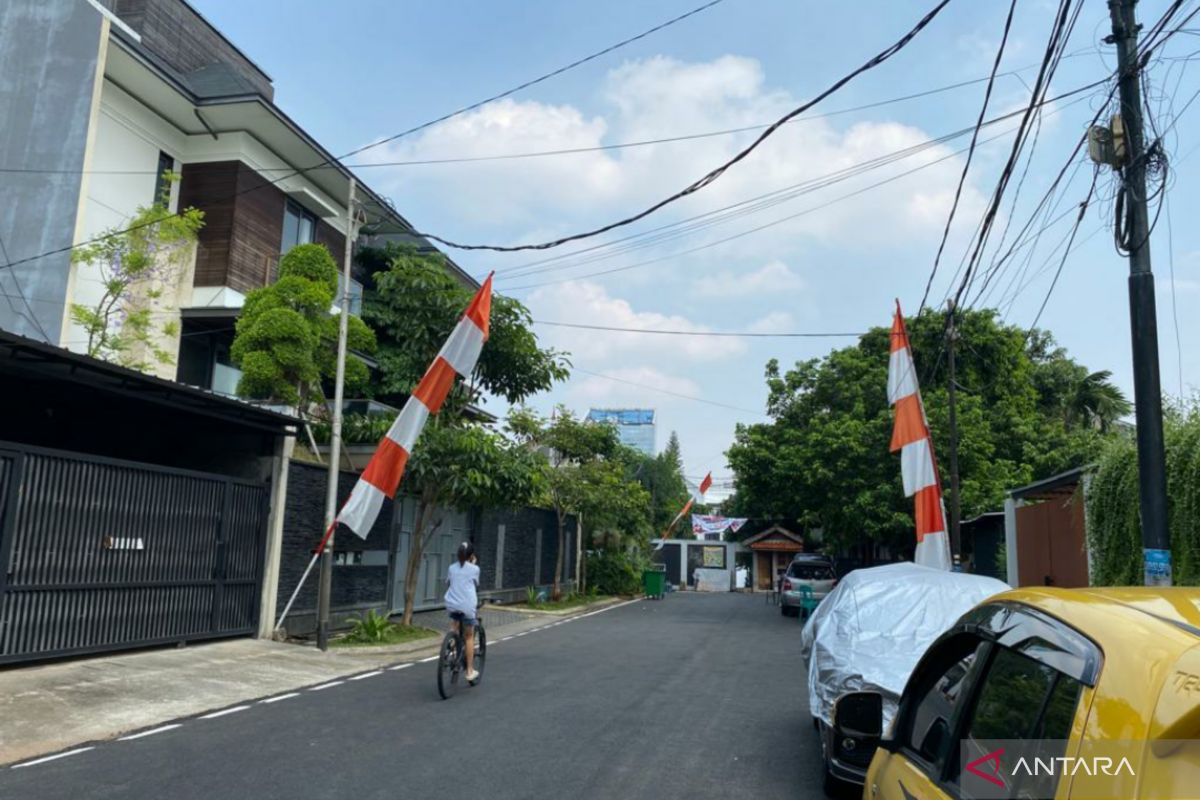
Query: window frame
281,199,319,254
153,151,175,206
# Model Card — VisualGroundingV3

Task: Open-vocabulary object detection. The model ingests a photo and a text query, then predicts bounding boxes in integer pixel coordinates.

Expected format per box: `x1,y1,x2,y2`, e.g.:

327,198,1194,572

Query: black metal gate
0,442,270,664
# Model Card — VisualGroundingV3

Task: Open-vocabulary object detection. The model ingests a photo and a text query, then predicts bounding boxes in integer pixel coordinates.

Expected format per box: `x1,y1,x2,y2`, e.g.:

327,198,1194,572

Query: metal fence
0,442,270,664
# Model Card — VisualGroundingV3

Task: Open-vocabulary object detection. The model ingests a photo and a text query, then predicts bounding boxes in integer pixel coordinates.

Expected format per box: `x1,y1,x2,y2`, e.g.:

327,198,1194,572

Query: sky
193,0,1200,501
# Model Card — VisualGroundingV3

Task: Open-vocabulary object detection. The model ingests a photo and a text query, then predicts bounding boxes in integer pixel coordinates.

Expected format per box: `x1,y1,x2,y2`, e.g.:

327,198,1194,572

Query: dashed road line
118,724,182,741
418,656,438,663
388,663,413,671
309,681,344,691
261,692,300,704
349,670,383,681
11,748,95,769
200,705,249,719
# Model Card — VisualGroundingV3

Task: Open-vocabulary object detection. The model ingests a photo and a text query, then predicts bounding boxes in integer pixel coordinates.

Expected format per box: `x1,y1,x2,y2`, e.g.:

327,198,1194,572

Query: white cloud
696,260,803,297
526,280,745,362
745,311,795,334
569,366,701,404
364,54,989,267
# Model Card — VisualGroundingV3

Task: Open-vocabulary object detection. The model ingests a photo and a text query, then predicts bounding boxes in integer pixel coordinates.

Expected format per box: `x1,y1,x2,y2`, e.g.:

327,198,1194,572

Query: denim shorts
448,610,477,628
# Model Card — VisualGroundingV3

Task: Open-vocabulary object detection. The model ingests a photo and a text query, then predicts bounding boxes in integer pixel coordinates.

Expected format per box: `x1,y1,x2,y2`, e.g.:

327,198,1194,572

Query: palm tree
1066,370,1132,432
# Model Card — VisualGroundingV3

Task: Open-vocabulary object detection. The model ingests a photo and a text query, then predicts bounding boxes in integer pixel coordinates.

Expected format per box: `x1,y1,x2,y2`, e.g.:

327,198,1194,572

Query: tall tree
362,245,568,621
726,309,1118,556
507,407,652,598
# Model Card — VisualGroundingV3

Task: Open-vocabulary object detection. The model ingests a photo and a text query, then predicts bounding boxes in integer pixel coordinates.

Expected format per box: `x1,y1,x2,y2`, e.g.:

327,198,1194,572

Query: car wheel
780,603,789,616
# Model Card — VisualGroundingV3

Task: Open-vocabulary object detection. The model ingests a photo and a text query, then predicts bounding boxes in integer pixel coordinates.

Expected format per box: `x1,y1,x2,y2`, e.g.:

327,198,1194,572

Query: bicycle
437,609,486,699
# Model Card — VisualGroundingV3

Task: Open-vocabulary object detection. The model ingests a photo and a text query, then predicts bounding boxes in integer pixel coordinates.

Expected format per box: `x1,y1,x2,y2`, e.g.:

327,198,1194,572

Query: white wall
66,76,356,376
65,79,189,376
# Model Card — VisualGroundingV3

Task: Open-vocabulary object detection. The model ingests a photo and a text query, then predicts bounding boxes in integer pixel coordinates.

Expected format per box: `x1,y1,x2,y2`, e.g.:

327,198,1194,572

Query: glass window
154,151,174,205
282,200,318,253
900,636,984,769
337,273,364,316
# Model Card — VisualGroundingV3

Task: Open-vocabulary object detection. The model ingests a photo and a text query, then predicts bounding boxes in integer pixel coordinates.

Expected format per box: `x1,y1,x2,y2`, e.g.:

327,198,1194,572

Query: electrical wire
571,366,767,416
532,320,864,337
0,0,727,274
411,0,955,253
918,0,1018,315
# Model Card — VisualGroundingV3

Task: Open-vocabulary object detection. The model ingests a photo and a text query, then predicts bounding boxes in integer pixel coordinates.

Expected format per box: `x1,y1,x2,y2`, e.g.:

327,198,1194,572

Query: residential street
0,594,827,800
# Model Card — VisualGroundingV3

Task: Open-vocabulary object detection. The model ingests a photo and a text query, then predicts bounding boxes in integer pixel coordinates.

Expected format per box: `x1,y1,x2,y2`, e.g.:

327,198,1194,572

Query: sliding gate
0,443,270,664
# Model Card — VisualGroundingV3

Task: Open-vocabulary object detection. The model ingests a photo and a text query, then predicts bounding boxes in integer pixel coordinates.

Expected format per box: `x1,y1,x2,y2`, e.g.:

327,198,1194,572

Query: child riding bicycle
445,541,480,683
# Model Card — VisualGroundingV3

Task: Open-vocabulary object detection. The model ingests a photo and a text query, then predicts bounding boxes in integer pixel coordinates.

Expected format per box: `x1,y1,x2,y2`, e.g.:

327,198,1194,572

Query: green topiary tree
231,243,375,407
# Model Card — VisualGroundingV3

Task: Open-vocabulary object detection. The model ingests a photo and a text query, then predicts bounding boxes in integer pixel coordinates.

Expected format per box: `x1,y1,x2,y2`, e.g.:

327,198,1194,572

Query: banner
691,514,748,538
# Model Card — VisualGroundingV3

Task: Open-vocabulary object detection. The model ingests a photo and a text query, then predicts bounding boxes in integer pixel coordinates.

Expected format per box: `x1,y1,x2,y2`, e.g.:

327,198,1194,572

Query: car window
950,646,1083,794
898,635,985,771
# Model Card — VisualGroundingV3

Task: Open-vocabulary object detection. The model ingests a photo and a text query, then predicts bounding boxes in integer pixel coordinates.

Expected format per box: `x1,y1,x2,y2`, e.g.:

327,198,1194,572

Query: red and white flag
888,302,951,571
698,471,713,496
655,471,712,548
338,274,493,537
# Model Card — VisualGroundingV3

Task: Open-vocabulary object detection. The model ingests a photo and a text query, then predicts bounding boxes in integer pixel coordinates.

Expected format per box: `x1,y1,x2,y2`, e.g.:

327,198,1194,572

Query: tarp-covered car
799,562,1008,790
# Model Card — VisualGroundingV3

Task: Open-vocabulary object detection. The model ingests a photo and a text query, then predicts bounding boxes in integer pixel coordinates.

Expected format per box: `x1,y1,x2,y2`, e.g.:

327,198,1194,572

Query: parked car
799,563,1008,792
837,587,1200,800
780,558,838,617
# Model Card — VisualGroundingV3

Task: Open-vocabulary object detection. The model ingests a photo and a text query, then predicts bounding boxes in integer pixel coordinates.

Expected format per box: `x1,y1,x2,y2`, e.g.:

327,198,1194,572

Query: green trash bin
643,567,666,599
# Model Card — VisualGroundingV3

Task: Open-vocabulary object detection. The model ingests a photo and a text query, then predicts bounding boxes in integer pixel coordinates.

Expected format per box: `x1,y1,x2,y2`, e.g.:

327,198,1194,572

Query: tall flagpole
316,177,358,651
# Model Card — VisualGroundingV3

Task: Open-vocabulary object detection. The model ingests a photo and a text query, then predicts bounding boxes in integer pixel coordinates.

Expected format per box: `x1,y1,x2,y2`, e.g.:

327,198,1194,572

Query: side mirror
833,691,883,738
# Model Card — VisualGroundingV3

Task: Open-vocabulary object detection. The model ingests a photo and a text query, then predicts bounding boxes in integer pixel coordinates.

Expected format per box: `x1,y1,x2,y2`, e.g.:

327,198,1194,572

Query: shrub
344,609,394,643
587,549,648,596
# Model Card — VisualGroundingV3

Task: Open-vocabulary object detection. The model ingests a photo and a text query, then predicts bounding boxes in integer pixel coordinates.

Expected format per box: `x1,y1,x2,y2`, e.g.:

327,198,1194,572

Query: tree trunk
552,510,566,601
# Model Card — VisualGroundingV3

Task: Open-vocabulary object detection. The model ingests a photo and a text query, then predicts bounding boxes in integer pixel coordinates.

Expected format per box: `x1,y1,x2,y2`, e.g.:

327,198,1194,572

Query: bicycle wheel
437,632,460,700
470,623,486,685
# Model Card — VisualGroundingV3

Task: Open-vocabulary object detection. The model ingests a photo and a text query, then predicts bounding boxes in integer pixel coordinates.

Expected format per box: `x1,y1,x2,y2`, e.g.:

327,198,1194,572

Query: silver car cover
799,562,1009,730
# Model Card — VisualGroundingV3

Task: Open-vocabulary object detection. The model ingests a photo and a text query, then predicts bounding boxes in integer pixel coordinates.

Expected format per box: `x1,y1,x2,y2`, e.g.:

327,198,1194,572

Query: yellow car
831,588,1200,800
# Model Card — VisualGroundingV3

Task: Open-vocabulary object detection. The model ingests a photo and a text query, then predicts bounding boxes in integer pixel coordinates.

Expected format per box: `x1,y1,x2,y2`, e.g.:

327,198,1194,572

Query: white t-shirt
445,561,480,615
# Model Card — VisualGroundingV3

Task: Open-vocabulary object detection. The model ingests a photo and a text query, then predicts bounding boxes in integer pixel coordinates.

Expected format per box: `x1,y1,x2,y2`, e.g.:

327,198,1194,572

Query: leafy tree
633,431,691,535
507,407,652,599
361,245,569,619
231,243,376,407
396,419,540,625
727,309,1120,556
70,176,204,370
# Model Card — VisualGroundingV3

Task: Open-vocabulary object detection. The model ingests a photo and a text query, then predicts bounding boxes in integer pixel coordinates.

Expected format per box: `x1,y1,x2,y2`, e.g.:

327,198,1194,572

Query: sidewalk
0,598,622,766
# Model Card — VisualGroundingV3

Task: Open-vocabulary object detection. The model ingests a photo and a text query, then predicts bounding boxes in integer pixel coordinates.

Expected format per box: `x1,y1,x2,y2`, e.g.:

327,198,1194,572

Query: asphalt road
0,593,830,800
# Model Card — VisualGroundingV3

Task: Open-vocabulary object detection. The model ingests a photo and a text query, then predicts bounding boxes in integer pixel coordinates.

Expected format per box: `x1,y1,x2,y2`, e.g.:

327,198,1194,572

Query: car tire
780,603,789,616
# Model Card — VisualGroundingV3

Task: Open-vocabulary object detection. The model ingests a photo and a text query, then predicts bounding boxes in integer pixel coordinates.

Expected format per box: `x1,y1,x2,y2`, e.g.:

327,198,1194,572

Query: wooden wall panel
314,219,345,267
227,164,285,294
178,162,237,287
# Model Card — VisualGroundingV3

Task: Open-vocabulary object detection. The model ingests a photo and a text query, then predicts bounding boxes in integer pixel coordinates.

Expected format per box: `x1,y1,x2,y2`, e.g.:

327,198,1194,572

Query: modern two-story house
1,0,473,390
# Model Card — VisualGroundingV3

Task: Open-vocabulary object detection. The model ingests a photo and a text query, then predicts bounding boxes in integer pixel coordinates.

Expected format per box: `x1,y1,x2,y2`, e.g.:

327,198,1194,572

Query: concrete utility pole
1107,0,1172,586
316,177,359,650
945,299,961,562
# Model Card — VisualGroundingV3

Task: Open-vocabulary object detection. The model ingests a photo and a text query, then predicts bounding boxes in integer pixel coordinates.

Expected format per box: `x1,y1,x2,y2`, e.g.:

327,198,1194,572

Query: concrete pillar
495,524,505,590
1004,495,1019,587
257,434,295,638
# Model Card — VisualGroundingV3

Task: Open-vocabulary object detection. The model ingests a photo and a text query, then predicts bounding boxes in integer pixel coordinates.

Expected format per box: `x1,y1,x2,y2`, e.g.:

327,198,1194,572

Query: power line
499,110,1052,292
918,0,1018,315
572,366,767,416
494,83,1099,285
532,320,864,337
0,52,1094,177
413,0,955,253
0,0,726,274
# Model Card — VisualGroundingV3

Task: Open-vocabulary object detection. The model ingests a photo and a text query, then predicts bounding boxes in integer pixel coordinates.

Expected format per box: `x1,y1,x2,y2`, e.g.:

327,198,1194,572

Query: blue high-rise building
586,408,656,455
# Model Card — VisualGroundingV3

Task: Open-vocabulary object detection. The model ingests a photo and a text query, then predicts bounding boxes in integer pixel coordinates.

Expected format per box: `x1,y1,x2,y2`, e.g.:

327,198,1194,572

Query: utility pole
1107,0,1172,586
316,177,359,650
945,299,961,563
